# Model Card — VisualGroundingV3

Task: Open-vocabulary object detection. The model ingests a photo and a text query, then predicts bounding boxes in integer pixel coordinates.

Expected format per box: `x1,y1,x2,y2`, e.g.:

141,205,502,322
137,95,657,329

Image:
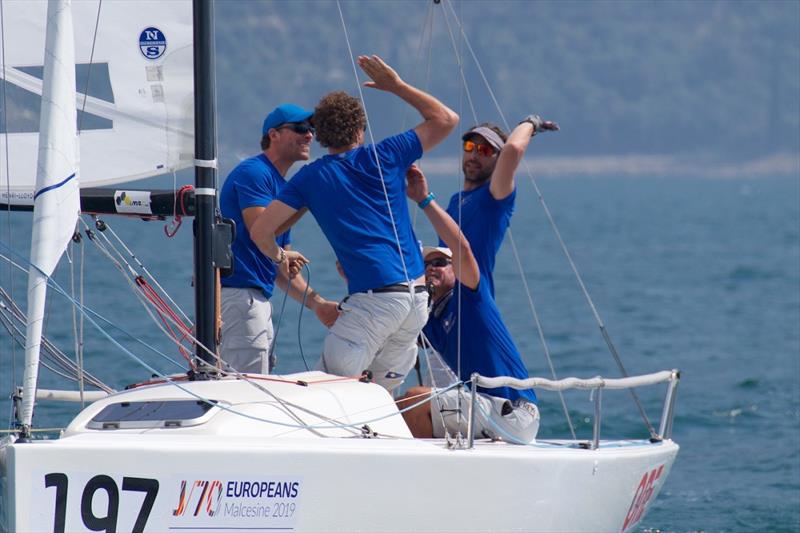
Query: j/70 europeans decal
139,27,167,60
169,477,303,529
32,471,303,532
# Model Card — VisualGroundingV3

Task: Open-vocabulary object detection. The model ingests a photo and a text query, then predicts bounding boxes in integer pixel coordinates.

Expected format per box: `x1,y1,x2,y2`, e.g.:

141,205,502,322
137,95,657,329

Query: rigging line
0,0,18,425
87,216,193,342
11,259,183,381
68,234,86,408
441,0,576,433
439,2,477,125
67,228,193,369
507,231,576,440
406,0,435,231
276,384,443,439
418,330,450,433
224,379,464,434
76,0,102,134
79,234,86,401
0,287,110,390
236,372,359,438
443,0,656,439
402,0,436,133
267,271,290,371
295,263,312,371
336,1,431,386
99,218,192,324
336,1,413,287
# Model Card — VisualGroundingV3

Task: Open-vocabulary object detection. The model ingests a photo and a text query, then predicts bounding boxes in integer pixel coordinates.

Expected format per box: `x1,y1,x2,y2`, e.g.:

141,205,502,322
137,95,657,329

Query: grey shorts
318,290,429,391
430,388,540,444
220,287,273,374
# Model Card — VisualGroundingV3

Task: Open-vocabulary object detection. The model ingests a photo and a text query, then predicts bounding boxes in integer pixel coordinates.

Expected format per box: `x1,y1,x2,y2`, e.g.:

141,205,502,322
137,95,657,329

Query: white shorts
431,388,540,444
318,289,429,391
220,287,273,374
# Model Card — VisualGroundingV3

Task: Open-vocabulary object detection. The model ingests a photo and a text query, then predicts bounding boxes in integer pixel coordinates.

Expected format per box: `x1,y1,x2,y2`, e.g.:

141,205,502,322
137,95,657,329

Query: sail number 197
45,473,159,533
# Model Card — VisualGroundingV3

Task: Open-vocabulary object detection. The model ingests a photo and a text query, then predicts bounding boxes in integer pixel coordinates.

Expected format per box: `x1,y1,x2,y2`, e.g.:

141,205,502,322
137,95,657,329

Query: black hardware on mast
192,0,218,373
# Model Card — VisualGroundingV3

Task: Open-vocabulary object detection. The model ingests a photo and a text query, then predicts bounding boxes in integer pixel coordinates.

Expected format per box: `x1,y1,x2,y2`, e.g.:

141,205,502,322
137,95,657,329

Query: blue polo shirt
220,153,291,298
278,130,424,294
422,275,537,404
444,183,515,296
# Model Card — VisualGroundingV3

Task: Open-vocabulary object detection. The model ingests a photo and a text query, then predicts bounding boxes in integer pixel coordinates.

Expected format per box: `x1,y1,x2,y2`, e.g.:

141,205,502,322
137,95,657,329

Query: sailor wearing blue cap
219,104,339,375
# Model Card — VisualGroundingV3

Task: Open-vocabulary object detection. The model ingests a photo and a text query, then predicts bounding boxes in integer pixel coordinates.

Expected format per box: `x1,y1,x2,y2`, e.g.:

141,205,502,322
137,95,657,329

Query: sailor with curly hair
251,55,458,391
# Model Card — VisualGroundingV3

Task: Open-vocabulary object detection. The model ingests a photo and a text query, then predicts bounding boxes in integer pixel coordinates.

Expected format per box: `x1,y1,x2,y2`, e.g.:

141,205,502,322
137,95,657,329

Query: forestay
0,0,194,206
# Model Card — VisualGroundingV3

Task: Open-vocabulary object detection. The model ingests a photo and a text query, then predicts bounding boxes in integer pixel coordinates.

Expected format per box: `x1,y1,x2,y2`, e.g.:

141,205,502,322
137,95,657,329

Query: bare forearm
490,122,533,199
393,81,453,124
394,82,458,151
422,200,470,260
251,200,296,262
276,272,323,310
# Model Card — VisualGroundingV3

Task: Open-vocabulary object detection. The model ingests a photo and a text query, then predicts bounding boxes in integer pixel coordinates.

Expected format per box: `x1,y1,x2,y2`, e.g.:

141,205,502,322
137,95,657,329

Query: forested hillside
214,0,799,167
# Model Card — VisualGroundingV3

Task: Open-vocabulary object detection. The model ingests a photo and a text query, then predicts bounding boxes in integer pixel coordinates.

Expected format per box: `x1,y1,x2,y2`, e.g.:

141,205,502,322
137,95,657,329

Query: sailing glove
519,114,559,135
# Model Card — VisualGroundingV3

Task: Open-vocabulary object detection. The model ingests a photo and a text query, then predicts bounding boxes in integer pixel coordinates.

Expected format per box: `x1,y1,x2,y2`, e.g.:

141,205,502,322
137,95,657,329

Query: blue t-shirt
278,130,425,294
444,183,515,296
219,153,291,298
422,275,537,404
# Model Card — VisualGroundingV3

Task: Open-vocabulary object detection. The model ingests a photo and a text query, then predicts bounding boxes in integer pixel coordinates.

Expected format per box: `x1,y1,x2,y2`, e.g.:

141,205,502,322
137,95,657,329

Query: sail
0,0,193,207
20,0,81,428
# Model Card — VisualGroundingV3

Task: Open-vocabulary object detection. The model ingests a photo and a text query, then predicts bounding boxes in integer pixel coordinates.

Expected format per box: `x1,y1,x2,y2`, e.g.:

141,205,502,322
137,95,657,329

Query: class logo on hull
139,27,166,60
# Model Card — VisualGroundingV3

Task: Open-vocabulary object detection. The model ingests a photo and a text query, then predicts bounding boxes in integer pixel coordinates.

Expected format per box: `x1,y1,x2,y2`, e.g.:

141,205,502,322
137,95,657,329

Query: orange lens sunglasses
463,139,495,157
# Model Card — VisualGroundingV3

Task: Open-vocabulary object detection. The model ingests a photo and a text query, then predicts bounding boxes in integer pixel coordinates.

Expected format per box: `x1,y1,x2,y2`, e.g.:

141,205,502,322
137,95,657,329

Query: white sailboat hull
1,372,677,532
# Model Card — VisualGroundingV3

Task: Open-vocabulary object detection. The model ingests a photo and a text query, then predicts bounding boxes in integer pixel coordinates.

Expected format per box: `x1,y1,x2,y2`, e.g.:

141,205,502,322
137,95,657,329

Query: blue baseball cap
262,104,313,135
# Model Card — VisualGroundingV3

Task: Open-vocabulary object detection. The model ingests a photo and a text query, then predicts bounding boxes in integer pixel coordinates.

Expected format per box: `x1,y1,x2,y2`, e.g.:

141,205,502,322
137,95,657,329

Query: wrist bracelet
270,247,285,265
418,192,435,209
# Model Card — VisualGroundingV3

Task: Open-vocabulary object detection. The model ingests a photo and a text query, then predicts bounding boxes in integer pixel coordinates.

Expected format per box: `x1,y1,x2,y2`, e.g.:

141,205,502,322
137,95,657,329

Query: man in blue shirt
251,55,458,391
398,165,539,444
446,116,558,295
219,104,339,374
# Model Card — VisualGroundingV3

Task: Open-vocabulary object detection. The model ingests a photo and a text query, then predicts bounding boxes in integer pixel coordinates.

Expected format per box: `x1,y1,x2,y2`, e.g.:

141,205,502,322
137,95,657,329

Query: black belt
363,283,428,294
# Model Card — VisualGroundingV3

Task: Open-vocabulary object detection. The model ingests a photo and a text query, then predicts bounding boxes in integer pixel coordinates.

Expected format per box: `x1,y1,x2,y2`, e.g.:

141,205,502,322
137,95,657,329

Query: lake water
1,175,798,532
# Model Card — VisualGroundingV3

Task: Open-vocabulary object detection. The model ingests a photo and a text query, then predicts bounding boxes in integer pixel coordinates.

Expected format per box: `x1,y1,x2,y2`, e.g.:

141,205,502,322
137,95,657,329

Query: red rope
135,276,194,366
164,185,194,238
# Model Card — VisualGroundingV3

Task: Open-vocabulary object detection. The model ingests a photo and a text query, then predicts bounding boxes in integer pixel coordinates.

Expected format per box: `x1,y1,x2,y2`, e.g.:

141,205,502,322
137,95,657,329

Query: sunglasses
463,139,495,157
424,257,451,268
278,122,315,135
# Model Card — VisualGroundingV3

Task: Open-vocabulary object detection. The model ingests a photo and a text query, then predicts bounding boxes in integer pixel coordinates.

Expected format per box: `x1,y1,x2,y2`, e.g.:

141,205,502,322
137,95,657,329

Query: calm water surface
1,176,798,531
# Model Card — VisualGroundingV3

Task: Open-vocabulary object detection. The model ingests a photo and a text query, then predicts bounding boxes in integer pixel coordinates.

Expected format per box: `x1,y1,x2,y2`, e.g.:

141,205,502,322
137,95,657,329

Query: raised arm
406,164,479,289
490,114,559,200
358,55,458,152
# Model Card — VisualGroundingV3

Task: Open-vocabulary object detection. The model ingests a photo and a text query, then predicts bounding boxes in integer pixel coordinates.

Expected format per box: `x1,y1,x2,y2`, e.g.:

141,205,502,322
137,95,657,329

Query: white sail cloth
0,0,194,206
21,0,81,428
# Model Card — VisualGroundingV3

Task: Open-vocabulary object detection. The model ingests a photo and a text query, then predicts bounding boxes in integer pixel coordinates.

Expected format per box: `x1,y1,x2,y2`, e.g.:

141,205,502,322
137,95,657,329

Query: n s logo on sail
139,27,167,59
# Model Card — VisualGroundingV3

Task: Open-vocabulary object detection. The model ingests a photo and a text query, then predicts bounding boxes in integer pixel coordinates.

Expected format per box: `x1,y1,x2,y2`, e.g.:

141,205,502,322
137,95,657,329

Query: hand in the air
520,114,559,134
358,55,403,92
405,164,429,204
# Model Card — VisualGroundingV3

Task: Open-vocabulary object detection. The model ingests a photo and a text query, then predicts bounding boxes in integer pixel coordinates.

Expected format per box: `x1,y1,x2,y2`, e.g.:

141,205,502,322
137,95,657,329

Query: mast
191,0,218,372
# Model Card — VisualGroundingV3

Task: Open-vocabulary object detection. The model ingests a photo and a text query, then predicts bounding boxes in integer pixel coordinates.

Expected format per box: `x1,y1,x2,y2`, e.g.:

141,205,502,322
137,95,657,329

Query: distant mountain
214,0,799,172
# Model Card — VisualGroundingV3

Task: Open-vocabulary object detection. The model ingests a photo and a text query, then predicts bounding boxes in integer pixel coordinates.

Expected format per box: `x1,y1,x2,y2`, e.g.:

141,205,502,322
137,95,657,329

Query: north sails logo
139,27,167,60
